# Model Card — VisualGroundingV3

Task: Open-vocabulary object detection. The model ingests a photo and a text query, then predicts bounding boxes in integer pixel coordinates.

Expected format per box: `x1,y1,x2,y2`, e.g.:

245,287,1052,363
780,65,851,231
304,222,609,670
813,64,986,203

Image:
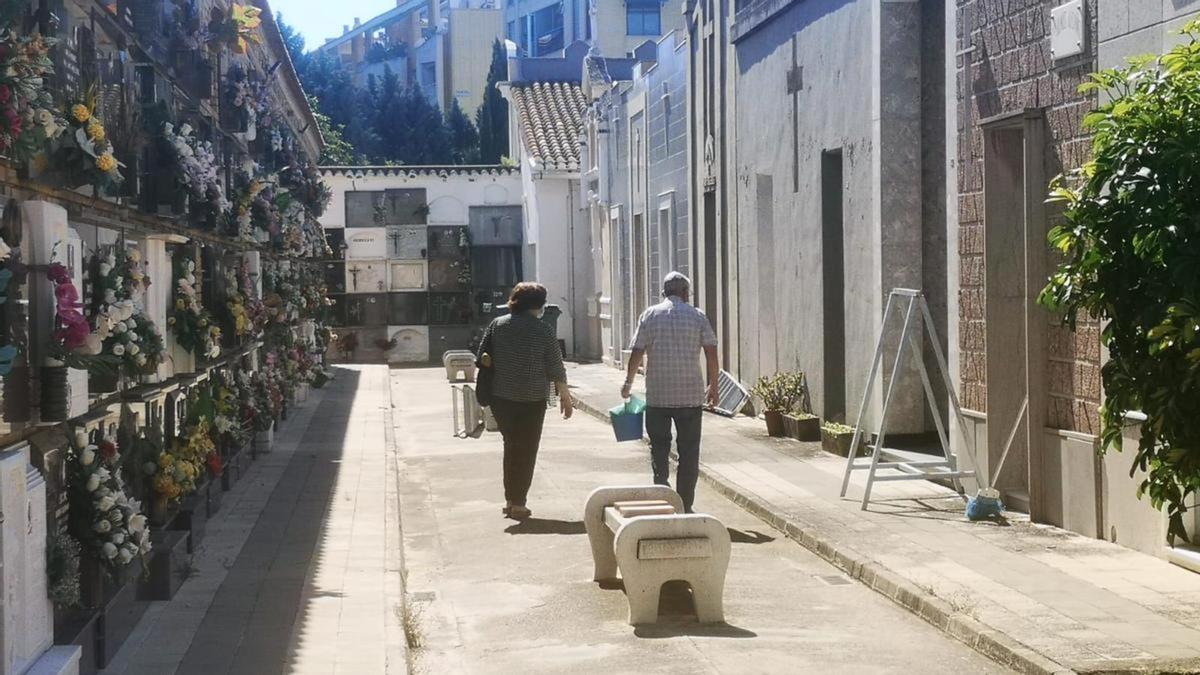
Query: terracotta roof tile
510,82,587,172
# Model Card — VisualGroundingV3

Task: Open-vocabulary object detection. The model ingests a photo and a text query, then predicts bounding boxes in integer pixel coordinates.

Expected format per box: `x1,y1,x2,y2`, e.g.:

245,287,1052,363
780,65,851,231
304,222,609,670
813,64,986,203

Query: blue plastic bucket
610,396,646,442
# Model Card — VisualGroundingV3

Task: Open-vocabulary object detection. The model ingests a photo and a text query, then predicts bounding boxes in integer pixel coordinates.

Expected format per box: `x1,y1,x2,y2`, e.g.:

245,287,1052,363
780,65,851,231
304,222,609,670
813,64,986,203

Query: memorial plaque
428,326,476,361
427,226,469,261
345,191,386,228
322,262,346,294
345,228,387,260
428,259,470,292
389,261,427,291
475,288,512,320
344,260,387,293
470,247,522,288
383,189,428,226
429,293,473,325
386,326,430,363
387,293,429,325
326,294,348,326
468,206,523,246
386,226,426,259
324,228,345,257
345,294,388,327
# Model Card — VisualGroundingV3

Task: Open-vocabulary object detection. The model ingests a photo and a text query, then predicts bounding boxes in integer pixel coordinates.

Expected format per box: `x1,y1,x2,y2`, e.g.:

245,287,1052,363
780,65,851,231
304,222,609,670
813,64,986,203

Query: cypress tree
476,39,509,164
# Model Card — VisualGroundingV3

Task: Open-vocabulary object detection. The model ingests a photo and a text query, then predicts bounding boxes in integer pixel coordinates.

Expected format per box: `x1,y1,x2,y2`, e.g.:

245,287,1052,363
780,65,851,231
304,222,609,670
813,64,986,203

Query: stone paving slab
102,366,406,674
390,367,1005,674
565,362,1200,675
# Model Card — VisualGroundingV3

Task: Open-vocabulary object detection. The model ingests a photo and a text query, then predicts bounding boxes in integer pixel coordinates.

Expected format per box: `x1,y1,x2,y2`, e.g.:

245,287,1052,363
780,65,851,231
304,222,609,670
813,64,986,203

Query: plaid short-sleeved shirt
630,296,718,408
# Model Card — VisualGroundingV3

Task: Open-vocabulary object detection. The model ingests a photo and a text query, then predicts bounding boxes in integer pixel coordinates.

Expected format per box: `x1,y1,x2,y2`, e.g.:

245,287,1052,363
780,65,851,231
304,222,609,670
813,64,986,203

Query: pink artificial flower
46,263,71,285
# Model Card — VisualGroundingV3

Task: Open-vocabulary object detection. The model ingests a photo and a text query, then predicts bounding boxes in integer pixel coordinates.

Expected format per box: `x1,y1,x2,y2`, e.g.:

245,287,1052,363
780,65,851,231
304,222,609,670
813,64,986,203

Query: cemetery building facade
318,166,524,364
684,0,951,436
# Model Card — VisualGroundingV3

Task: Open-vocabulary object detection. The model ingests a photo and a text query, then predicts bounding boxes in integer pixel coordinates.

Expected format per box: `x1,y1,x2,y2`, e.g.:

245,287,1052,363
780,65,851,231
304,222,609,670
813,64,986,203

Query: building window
507,20,516,41
530,3,564,56
627,0,661,36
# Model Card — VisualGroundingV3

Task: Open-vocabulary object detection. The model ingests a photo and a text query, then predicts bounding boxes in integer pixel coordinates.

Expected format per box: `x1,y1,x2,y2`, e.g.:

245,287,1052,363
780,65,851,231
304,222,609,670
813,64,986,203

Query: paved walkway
392,368,1005,674
565,363,1200,674
104,366,406,674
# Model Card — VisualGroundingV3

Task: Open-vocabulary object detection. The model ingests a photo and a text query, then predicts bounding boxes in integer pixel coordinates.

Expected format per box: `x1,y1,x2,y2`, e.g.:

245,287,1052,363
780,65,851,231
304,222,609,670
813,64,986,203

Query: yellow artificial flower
87,120,105,142
70,104,90,123
95,153,117,173
175,299,185,311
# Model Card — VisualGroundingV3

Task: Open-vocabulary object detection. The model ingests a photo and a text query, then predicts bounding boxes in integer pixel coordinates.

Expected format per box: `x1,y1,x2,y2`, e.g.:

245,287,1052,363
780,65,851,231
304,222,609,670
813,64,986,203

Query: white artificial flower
86,474,100,492
129,514,147,533
104,290,117,304
112,532,124,545
74,431,89,447
97,495,115,512
81,334,103,355
112,344,125,356
129,329,140,342
135,354,148,366
129,344,140,356
102,542,118,559
116,493,128,506
114,276,123,287
187,261,195,272
163,122,174,135
94,519,112,533
105,254,116,267
110,509,123,524
180,123,193,136
81,447,95,465
139,538,152,554
118,548,134,564
99,262,112,275
115,322,128,334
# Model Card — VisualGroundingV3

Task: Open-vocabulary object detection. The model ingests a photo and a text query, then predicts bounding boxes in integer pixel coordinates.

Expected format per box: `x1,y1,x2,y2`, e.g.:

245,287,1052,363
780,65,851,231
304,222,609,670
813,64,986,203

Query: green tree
476,39,509,164
276,12,307,68
446,98,479,164
307,95,358,164
1039,20,1200,545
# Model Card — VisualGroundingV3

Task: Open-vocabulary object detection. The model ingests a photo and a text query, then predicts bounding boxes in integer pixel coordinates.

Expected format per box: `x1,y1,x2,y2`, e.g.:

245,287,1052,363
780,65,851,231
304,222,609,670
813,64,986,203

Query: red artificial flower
0,85,10,104
206,452,223,476
98,439,118,460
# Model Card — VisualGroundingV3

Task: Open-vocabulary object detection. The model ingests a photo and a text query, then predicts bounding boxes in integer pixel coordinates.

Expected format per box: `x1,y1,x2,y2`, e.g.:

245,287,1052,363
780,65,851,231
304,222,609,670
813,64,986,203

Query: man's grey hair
662,271,691,297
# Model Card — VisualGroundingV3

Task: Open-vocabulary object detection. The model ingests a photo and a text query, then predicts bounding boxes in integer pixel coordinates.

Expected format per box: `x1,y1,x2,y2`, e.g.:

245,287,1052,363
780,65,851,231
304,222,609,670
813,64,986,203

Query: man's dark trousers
645,406,702,513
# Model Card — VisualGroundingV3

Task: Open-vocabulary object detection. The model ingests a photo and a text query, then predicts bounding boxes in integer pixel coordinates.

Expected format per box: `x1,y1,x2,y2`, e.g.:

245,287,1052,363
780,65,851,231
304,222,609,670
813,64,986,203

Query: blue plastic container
610,396,646,442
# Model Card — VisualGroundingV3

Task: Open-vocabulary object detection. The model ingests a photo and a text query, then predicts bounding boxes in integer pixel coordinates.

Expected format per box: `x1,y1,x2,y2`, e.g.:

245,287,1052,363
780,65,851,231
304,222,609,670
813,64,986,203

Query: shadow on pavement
504,518,586,535
728,528,775,544
634,623,757,639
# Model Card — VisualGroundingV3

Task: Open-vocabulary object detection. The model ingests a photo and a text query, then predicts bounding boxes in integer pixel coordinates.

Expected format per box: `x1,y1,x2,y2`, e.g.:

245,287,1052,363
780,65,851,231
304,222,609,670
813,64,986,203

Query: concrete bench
442,350,476,382
584,485,731,625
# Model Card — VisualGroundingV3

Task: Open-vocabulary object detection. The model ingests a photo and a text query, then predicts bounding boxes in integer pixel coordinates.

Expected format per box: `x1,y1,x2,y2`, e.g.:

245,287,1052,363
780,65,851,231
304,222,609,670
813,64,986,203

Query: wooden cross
347,263,363,291
787,36,803,193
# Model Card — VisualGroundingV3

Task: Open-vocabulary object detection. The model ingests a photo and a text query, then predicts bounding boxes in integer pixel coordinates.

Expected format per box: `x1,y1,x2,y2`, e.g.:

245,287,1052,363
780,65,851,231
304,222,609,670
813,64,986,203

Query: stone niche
429,293,473,325
428,259,470,293
345,228,387,260
385,226,427,259
389,261,427,291
428,326,476,361
387,293,429,325
386,326,430,363
323,262,347,294
344,191,386,228
344,260,387,294
382,189,427,226
426,226,469,261
345,294,388,327
468,206,523,247
0,441,82,675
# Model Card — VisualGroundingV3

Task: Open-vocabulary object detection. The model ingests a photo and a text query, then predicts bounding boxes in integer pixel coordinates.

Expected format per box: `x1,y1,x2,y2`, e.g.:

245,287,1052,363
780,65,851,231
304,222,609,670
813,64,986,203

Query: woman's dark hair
507,282,548,314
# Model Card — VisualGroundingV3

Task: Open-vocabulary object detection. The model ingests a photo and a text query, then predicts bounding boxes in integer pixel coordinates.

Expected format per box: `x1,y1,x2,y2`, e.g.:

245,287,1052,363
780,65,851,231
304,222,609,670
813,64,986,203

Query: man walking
621,272,719,513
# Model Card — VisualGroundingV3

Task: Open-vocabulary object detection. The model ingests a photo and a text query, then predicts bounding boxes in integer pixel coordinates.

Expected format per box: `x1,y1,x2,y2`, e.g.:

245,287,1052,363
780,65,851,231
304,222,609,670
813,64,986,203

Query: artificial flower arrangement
45,95,123,193
46,262,122,373
212,4,263,56
161,122,229,228
88,246,166,376
212,371,250,447
66,431,153,570
225,162,278,243
169,250,221,359
153,414,218,503
0,29,63,161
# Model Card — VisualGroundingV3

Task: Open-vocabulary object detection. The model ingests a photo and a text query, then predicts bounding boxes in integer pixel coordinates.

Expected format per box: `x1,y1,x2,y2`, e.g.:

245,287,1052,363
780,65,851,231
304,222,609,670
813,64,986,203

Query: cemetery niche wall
0,1,336,671
318,167,524,364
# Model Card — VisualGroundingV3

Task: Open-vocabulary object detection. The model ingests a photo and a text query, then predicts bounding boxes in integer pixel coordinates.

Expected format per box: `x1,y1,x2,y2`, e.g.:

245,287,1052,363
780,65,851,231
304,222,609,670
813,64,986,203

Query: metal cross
787,36,803,193
388,228,403,256
347,264,362,291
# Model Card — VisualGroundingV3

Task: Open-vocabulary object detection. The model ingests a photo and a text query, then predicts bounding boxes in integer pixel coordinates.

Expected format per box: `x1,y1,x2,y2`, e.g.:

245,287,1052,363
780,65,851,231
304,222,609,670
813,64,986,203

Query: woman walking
478,282,573,520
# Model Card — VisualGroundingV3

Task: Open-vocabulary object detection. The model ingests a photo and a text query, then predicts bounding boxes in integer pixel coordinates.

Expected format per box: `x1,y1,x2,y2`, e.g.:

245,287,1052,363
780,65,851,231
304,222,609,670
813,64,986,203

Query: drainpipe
567,176,578,358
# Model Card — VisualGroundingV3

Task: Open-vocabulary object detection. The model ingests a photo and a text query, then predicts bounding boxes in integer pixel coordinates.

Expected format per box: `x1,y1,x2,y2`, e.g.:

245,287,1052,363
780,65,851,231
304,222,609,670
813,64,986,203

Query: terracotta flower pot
763,410,786,437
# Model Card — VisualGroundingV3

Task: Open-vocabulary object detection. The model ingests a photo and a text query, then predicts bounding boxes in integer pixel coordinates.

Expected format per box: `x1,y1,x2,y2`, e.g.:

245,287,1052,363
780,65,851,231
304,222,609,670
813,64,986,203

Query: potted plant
783,411,821,441
750,372,804,437
821,421,867,457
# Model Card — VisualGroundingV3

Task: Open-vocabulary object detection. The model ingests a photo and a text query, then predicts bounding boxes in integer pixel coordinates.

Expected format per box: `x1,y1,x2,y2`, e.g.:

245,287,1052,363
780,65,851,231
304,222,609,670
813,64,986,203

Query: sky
272,0,397,51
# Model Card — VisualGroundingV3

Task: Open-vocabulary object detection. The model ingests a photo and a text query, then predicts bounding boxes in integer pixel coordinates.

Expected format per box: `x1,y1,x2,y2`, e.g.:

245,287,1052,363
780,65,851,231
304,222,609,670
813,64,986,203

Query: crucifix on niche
787,35,803,193
347,263,362,291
